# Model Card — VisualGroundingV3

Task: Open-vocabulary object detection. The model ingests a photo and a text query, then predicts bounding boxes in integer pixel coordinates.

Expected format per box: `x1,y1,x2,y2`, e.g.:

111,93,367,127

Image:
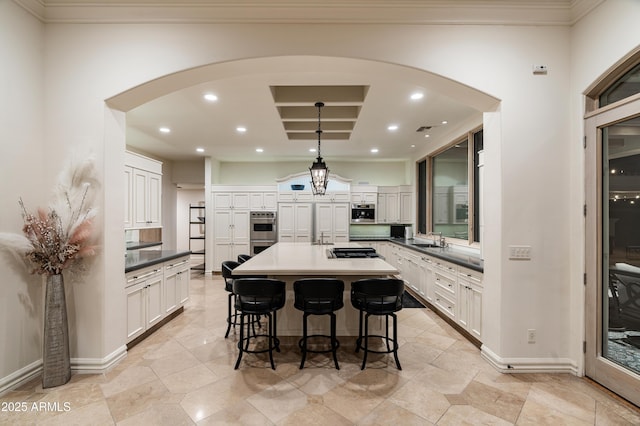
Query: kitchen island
233,242,399,336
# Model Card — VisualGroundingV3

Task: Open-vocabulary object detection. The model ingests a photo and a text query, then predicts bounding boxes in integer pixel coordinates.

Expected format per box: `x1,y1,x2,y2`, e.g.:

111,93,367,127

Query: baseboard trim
0,360,42,395
72,345,127,374
481,344,579,374
0,345,128,396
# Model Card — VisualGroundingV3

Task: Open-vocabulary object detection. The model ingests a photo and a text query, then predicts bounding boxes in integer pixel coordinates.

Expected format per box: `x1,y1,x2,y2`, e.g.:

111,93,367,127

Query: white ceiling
124,68,482,162
17,0,605,163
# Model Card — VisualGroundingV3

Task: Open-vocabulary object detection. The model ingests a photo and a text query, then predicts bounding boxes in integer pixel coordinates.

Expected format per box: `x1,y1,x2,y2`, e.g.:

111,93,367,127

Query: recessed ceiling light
410,144,416,148
236,126,247,133
441,120,448,125
256,148,264,153
196,148,205,153
424,134,430,138
371,148,379,153
387,125,398,131
410,93,424,100
159,127,171,133
309,148,317,153
203,93,218,102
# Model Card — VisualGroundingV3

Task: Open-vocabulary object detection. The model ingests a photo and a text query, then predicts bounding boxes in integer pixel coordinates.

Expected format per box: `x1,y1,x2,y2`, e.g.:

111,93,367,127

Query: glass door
585,96,640,406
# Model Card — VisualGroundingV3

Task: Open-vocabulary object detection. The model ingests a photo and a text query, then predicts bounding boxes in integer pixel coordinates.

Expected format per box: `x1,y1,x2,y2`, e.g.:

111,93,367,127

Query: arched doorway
585,47,640,406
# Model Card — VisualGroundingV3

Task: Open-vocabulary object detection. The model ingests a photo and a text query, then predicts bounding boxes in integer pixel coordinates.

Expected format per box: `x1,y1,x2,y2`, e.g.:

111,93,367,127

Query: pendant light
309,101,330,195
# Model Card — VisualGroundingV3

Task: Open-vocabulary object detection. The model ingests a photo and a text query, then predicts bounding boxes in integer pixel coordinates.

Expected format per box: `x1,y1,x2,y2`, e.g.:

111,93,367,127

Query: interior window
417,128,482,244
432,140,469,240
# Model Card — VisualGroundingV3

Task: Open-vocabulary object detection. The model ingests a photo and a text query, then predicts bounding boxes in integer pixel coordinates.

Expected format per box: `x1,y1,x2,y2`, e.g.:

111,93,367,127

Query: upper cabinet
351,185,378,205
378,185,412,224
125,151,162,229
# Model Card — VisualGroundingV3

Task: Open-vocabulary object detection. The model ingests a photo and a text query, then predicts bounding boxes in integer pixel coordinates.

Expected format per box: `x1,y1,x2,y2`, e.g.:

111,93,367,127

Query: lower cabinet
391,243,483,341
164,257,191,315
126,266,164,342
125,255,190,344
457,267,483,340
433,260,457,319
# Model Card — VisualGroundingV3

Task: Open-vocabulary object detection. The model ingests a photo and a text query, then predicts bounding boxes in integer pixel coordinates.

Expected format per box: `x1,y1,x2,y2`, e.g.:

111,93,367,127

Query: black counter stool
351,278,404,370
237,254,252,264
221,260,263,338
293,278,345,370
233,278,286,370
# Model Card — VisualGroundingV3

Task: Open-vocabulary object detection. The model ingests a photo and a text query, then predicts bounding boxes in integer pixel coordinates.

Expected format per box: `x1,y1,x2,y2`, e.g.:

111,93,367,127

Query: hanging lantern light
309,101,330,195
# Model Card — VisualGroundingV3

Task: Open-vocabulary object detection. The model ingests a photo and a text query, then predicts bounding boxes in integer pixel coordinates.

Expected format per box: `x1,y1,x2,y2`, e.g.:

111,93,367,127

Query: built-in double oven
249,211,277,255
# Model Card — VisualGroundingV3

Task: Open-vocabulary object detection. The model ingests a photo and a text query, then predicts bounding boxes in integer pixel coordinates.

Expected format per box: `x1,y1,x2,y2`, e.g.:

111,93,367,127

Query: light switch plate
509,245,531,260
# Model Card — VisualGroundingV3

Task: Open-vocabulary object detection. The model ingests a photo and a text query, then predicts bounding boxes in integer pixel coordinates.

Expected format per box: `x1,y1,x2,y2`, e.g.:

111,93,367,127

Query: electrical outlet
509,245,531,260
527,329,536,343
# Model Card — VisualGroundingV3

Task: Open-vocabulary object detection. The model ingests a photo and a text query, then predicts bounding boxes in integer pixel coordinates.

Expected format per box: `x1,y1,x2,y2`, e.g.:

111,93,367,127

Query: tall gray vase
42,273,71,388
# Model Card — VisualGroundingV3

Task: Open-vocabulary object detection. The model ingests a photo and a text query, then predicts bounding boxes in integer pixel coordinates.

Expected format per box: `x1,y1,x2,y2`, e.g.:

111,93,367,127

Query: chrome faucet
427,232,445,247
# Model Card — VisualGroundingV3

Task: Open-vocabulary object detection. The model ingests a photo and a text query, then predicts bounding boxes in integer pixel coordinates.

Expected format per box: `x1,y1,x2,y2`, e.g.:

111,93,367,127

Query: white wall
0,0,46,389
4,0,640,387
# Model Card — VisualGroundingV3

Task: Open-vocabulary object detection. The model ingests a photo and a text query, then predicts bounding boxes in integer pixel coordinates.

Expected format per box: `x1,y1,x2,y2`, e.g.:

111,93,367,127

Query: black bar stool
351,278,404,370
233,278,286,370
221,260,263,338
293,278,345,370
237,254,252,264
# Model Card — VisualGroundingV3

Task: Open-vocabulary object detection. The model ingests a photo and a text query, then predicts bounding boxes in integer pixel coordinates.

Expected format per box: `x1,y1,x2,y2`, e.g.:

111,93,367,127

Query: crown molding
14,0,604,25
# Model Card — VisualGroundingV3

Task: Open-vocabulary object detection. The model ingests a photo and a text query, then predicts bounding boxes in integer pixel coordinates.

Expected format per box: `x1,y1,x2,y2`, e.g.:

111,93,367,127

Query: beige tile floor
3,273,640,425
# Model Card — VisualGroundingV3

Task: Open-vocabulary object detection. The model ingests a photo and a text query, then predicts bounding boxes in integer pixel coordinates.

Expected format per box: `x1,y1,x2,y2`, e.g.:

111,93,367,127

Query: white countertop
232,242,399,276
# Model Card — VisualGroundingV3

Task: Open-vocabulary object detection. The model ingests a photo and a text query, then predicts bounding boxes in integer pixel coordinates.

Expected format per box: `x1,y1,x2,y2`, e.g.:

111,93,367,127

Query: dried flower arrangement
0,157,99,276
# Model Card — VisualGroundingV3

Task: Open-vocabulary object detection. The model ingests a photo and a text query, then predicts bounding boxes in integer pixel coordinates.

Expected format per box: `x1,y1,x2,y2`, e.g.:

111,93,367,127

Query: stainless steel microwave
351,204,375,223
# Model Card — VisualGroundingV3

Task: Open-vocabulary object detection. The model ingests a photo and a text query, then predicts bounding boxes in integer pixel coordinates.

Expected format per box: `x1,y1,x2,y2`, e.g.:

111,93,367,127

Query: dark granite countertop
125,250,191,273
351,236,483,272
126,241,163,250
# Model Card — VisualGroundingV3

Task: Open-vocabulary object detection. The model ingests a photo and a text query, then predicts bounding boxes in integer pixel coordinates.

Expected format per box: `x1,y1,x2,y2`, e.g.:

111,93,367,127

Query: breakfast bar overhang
232,242,400,336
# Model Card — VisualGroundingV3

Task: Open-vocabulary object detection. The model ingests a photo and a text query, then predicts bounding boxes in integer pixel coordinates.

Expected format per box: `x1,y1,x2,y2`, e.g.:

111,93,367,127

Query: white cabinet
278,203,313,242
124,167,133,228
419,255,434,303
278,191,314,203
400,191,413,223
315,203,350,243
126,266,164,342
377,187,400,223
315,191,351,203
212,209,250,268
213,192,250,210
126,254,191,344
387,241,483,341
457,267,483,340
125,151,162,229
432,259,457,319
351,192,378,204
402,251,421,294
164,256,190,315
250,192,277,211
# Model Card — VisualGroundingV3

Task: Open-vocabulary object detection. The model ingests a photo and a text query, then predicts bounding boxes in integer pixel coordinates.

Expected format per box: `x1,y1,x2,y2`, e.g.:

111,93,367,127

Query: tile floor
3,273,640,425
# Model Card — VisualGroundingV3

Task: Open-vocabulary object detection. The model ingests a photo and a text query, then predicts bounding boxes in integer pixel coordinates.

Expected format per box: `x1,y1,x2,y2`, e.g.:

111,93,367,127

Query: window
417,128,482,244
599,62,640,107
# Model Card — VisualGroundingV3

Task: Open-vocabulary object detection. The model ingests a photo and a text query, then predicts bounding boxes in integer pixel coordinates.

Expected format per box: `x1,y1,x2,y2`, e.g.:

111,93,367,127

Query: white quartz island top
232,242,399,277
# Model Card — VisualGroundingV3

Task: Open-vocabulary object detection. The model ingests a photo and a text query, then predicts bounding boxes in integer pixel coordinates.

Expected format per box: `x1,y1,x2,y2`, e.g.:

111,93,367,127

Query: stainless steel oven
351,203,375,223
250,211,277,255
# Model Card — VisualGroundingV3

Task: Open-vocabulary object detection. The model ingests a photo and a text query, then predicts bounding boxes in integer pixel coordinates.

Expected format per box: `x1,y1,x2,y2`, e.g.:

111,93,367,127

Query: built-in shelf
189,204,206,271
